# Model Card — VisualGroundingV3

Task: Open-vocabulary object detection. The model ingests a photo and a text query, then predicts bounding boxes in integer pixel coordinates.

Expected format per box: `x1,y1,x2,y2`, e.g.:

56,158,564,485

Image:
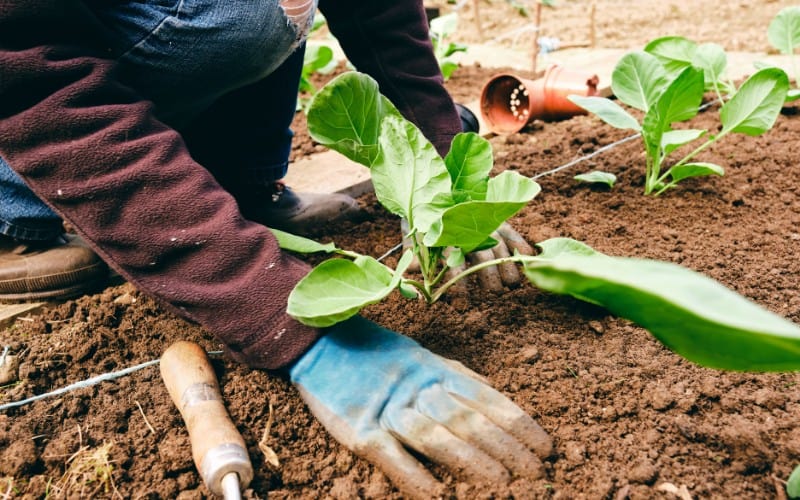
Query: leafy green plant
569,51,789,195
273,71,800,373
644,35,736,101
767,5,800,101
429,13,468,81
297,15,338,112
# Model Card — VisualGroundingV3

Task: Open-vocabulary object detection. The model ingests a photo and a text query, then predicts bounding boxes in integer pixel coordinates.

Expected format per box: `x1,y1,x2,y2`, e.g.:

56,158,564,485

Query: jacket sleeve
318,0,463,156
0,0,320,370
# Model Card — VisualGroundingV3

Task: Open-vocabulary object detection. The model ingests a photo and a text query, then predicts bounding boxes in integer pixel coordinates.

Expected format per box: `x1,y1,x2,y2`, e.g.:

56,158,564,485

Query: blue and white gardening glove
289,315,553,498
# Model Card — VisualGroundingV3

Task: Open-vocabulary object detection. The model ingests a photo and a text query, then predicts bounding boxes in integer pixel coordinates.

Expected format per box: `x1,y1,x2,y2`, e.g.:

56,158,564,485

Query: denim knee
93,0,318,123
0,156,63,241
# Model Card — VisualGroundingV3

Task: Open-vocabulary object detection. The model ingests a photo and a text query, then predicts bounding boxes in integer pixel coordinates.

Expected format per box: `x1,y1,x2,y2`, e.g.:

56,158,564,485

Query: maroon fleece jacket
0,0,460,370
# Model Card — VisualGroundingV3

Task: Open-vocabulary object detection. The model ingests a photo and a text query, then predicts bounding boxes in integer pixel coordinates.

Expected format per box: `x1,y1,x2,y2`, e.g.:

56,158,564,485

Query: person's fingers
358,433,446,500
496,222,534,255
449,380,554,459
383,407,511,484
489,234,522,287
468,248,504,292
297,385,445,499
417,385,546,479
443,248,469,296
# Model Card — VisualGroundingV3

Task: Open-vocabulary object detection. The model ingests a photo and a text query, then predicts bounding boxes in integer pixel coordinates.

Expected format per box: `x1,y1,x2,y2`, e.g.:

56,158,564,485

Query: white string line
531,132,641,180
0,351,223,412
377,242,404,262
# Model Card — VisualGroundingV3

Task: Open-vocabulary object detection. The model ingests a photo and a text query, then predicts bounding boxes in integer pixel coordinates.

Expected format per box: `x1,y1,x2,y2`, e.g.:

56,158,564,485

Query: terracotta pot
480,65,600,134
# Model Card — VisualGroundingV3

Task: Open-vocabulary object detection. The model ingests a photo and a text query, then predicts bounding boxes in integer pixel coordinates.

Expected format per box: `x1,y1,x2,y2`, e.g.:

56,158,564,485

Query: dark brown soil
4,31,800,500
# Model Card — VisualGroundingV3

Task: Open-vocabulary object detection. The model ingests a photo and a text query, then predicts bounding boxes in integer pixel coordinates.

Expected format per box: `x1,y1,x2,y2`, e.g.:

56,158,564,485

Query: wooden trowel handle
160,341,253,498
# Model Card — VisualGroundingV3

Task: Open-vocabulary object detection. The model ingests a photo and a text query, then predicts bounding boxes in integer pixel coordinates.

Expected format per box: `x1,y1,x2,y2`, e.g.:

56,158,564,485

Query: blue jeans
0,0,315,240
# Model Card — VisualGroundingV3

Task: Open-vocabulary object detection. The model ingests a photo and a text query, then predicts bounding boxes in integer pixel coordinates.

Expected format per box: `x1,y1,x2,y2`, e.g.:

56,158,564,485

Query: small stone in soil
0,354,19,385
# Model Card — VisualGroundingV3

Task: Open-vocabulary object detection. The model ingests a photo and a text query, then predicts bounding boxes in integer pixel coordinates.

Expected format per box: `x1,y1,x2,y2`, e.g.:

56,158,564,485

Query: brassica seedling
430,13,468,81
272,71,800,373
569,51,789,195
767,6,800,101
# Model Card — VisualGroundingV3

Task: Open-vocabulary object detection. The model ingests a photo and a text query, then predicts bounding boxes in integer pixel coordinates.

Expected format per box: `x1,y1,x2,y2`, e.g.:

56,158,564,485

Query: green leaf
574,171,617,187
485,170,541,202
768,6,800,55
304,45,334,74
307,72,403,166
612,51,670,112
440,61,459,80
644,35,697,78
524,238,800,371
720,68,790,135
787,463,800,498
399,281,419,299
788,89,800,101
640,67,704,161
423,171,540,252
288,251,413,327
567,95,641,131
445,248,466,268
443,42,468,58
653,66,705,125
667,162,724,182
269,228,338,254
661,129,706,156
374,114,451,230
445,133,493,202
693,43,728,89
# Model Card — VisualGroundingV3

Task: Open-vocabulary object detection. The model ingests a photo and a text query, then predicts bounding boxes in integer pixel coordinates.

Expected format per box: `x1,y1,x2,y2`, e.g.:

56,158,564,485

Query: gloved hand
403,220,534,293
289,315,553,498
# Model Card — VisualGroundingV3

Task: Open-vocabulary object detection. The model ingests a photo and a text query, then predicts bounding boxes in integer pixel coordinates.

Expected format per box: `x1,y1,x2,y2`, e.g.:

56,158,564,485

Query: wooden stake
532,1,543,74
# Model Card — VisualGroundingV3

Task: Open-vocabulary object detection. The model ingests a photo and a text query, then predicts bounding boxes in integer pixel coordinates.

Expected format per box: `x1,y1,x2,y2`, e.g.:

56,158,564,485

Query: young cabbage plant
430,13,468,81
296,71,541,319
767,5,800,101
644,35,736,102
274,71,800,373
569,51,789,195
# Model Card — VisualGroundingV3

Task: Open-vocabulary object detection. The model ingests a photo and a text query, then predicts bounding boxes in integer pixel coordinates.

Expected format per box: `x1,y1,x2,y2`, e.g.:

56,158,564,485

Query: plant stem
429,255,539,302
403,279,433,302
711,80,724,103
644,144,662,195
673,132,725,168
338,249,364,260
